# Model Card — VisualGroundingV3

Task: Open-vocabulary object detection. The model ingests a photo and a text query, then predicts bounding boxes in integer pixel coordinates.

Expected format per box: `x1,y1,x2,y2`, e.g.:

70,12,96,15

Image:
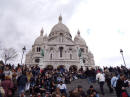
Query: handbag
0,87,5,96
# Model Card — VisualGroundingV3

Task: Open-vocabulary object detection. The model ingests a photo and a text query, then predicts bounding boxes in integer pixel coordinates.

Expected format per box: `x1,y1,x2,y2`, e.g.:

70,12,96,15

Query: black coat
116,78,128,92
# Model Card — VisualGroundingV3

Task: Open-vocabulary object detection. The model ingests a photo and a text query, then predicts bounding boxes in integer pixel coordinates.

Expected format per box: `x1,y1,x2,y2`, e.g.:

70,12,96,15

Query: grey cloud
0,0,82,54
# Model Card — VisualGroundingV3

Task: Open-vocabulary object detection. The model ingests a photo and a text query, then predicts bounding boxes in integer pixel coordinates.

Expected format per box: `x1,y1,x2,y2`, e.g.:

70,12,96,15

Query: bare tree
1,48,18,64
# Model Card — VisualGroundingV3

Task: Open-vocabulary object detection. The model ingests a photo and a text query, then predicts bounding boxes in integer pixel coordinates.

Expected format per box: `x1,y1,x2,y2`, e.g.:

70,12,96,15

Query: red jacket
1,79,14,97
122,91,128,97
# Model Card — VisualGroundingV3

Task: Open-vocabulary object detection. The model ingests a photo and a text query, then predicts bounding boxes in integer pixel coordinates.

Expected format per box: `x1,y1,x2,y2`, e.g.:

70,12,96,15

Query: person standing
77,85,86,97
17,72,27,96
115,74,129,97
1,76,14,97
3,66,12,79
87,85,99,97
105,70,113,93
96,71,105,95
111,73,118,92
57,81,67,95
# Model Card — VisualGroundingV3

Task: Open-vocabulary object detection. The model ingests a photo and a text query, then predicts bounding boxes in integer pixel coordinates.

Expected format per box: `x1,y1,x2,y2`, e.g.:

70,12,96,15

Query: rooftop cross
40,27,44,36
59,15,62,23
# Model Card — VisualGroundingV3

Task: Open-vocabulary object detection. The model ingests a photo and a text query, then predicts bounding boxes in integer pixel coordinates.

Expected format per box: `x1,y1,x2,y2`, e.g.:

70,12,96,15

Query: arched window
50,54,52,60
59,47,63,57
39,47,41,52
83,59,86,63
37,47,38,52
81,48,84,53
70,54,72,59
37,47,41,52
69,48,72,51
50,47,53,51
35,58,40,63
60,33,63,42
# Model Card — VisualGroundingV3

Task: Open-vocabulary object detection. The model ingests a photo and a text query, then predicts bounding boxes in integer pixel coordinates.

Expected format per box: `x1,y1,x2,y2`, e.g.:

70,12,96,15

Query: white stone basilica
25,16,95,70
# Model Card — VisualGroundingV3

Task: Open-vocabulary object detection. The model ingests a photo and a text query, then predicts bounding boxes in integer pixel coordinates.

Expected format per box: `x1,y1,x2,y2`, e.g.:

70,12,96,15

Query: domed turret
43,34,48,41
40,27,44,36
88,51,95,65
34,28,44,45
59,15,62,23
74,30,86,46
49,15,72,39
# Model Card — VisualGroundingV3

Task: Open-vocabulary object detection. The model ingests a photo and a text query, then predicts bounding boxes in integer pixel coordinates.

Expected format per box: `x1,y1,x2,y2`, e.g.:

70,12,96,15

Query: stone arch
50,47,53,51
46,65,53,70
50,47,56,53
83,58,86,63
57,65,66,72
35,58,40,63
69,65,78,71
57,65,65,69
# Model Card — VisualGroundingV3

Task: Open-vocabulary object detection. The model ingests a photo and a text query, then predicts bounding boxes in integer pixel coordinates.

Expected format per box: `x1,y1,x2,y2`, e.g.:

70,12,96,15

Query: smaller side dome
74,30,86,46
43,34,48,41
26,50,32,56
34,28,44,45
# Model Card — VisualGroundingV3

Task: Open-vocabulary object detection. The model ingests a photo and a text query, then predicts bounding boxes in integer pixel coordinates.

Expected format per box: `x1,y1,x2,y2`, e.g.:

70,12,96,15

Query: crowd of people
0,63,129,97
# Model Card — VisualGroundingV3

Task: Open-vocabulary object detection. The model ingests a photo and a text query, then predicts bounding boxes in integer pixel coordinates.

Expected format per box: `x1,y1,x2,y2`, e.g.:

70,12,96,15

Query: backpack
0,86,5,97
122,90,129,97
111,77,117,88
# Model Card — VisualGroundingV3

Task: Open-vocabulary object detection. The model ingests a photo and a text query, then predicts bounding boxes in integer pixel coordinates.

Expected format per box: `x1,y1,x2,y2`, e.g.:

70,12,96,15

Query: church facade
25,16,95,70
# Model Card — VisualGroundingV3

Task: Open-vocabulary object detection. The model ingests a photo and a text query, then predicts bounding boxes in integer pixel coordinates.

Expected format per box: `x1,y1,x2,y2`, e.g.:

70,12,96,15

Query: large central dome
49,16,72,38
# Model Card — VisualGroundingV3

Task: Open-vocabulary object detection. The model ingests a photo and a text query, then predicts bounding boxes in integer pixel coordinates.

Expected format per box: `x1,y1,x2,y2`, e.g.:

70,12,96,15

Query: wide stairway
67,79,130,97
14,79,130,97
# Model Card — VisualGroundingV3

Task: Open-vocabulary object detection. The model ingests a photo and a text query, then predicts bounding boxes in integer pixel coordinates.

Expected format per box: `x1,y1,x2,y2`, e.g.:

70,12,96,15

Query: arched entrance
59,47,63,57
57,65,65,72
46,65,53,70
69,65,78,71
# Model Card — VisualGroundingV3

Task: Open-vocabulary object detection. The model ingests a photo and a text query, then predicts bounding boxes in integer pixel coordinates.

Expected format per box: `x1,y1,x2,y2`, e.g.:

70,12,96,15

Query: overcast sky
0,0,130,67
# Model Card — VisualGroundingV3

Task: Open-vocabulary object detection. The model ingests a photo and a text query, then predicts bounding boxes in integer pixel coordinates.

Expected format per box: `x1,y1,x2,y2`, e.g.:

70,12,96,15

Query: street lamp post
120,49,126,67
21,46,26,65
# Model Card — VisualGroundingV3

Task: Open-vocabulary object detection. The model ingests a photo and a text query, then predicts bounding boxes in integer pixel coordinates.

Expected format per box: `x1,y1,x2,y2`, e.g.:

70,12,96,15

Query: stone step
67,79,130,97
14,79,130,97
